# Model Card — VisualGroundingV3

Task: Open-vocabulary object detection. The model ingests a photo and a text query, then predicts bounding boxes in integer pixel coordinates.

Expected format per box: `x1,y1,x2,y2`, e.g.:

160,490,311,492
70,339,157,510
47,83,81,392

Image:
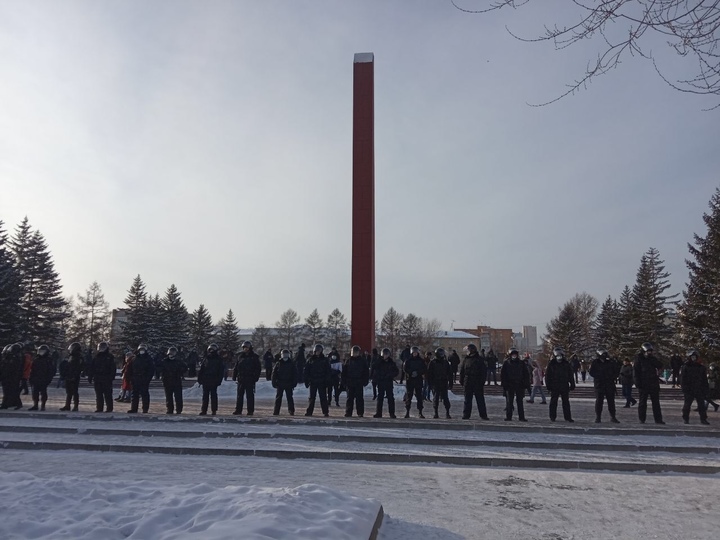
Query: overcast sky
1,1,717,335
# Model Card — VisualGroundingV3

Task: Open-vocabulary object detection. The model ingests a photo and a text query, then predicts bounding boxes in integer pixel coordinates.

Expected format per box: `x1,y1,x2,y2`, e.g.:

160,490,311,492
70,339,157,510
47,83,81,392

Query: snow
0,472,380,540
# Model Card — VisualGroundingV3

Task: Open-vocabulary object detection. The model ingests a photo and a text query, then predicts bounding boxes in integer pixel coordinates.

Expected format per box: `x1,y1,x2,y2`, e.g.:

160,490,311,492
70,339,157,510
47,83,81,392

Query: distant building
109,309,128,344
523,326,538,349
456,326,514,356
432,330,481,354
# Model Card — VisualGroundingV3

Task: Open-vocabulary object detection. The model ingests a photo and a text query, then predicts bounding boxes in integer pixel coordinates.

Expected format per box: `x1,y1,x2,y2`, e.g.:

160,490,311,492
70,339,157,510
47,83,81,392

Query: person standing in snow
263,348,274,381
459,343,488,420
28,344,55,411
501,348,529,422
304,344,331,417
372,348,399,418
232,341,261,416
448,349,461,383
427,348,453,419
633,343,665,425
60,342,85,412
342,345,369,418
86,341,116,413
527,362,546,404
402,346,426,419
680,350,710,425
271,349,297,415
198,343,225,416
589,349,620,423
619,358,637,407
127,344,154,414
161,347,187,414
545,347,575,423
295,343,307,385
327,349,343,407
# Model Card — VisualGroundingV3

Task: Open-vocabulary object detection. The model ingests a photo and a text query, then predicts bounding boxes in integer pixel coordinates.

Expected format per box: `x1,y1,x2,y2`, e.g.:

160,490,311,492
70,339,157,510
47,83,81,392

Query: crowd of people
1,339,718,426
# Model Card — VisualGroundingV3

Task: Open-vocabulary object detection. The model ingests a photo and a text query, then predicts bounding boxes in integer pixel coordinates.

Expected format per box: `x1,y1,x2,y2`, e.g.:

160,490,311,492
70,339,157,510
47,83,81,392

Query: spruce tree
160,284,190,351
400,313,423,346
680,188,720,357
145,293,164,352
189,304,214,354
0,220,21,344
69,281,111,351
379,307,404,353
326,308,349,353
303,309,324,346
121,275,149,349
217,309,240,356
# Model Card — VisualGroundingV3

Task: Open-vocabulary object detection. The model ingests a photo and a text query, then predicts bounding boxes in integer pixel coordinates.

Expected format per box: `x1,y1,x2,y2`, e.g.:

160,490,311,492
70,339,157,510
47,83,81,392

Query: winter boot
404,408,410,419
418,411,425,419
29,401,39,411
433,408,439,419
610,417,620,424
445,410,452,419
595,416,601,423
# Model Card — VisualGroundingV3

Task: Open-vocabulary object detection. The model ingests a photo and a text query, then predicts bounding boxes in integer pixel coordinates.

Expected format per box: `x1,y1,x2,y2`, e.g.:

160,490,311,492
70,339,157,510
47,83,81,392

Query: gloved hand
88,377,93,385
305,381,310,388
449,382,453,390
411,371,418,378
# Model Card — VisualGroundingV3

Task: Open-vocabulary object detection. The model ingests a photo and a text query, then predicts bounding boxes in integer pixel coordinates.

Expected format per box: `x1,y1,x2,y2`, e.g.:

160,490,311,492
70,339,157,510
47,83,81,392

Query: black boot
418,411,425,419
445,410,451,419
404,409,410,419
433,408,439,419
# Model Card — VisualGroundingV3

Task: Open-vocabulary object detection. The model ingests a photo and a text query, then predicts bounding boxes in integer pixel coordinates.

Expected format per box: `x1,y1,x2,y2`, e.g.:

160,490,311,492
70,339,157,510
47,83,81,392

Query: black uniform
327,354,343,406
589,355,620,422
161,356,187,414
459,352,487,419
633,353,664,424
343,355,369,417
680,359,709,424
304,353,331,416
295,344,307,384
29,353,55,410
403,355,426,414
87,350,116,412
61,351,85,411
399,346,411,384
670,355,683,387
372,356,399,418
428,354,454,417
545,356,575,422
198,351,225,415
233,350,261,415
501,356,530,421
448,351,461,383
271,358,297,415
486,351,498,385
0,348,24,409
263,350,274,381
128,351,154,413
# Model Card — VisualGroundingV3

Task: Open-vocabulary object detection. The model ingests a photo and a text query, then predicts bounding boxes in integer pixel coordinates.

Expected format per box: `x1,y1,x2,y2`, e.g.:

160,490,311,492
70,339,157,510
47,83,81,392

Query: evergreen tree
188,304,214,354
275,308,300,350
303,309,324,346
159,284,190,351
69,281,111,351
594,295,625,355
628,247,678,358
400,313,423,346
217,309,240,356
326,308,349,353
145,293,164,352
10,220,67,346
545,293,598,359
0,220,21,344
121,275,149,349
379,307,404,354
680,188,720,357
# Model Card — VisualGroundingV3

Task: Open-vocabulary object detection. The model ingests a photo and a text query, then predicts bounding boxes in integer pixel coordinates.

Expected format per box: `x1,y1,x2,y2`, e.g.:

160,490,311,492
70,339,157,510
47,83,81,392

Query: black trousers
94,380,114,412
682,394,707,421
164,383,183,413
638,388,663,423
345,382,365,416
131,382,150,412
32,384,49,407
505,388,525,420
433,383,451,413
594,388,616,419
235,382,256,414
306,382,328,415
405,379,423,410
549,390,572,421
462,384,486,418
375,383,395,416
274,387,295,414
201,385,219,413
64,379,79,409
265,367,272,381
327,379,341,404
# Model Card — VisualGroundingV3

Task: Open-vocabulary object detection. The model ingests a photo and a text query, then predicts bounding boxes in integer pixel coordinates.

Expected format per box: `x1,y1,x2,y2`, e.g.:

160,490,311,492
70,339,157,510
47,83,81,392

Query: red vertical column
351,53,375,353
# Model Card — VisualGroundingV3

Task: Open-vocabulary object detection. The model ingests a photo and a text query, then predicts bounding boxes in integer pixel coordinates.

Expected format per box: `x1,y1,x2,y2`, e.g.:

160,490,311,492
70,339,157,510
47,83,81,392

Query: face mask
38,350,47,356
138,349,146,355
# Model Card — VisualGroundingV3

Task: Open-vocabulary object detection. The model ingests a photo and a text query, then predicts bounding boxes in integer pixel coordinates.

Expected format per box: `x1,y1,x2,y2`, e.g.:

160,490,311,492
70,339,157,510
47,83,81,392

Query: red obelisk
351,53,375,353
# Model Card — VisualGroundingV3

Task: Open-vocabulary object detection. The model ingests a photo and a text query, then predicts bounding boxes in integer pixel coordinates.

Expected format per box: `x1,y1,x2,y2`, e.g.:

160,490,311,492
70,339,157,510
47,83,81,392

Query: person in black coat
501,348,530,421
28,344,56,411
589,349,620,423
303,344,331,416
633,342,665,424
295,343,307,384
232,341,261,416
342,345,369,417
447,349,461,384
1,343,24,410
60,342,85,412
263,349,274,381
544,347,575,422
669,353,683,388
619,358,637,407
680,350,710,425
87,342,116,413
198,343,225,415
459,343,488,420
402,346,426,418
428,348,454,419
486,349,498,385
127,344,154,413
161,347,187,414
271,349,297,415
372,348,399,418
327,350,343,407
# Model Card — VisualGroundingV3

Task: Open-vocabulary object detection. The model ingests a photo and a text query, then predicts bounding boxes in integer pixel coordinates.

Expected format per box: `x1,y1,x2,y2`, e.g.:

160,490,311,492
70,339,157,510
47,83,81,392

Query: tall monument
351,53,375,352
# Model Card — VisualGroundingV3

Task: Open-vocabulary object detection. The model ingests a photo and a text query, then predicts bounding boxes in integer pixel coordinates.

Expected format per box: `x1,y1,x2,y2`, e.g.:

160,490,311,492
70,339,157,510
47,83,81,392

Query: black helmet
508,347,519,356
241,340,252,349
351,345,361,357
466,343,478,353
137,343,148,353
410,346,420,355
281,349,291,360
553,347,564,358
641,342,654,353
596,348,608,357
313,344,324,354
97,341,109,352
381,347,391,357
435,347,446,357
10,343,23,355
687,349,699,360
37,344,51,356
167,346,178,357
68,342,82,354
207,343,219,353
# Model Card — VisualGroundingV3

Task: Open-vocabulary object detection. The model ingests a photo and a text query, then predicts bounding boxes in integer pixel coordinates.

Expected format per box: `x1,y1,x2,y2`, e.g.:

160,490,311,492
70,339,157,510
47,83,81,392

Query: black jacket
87,351,116,385
29,355,56,387
589,356,620,391
619,364,634,386
545,357,575,393
403,355,426,382
427,356,453,388
304,354,331,385
161,357,187,387
459,353,487,387
448,351,461,371
680,360,709,398
371,357,399,387
198,351,225,388
501,357,530,390
65,352,85,383
128,352,154,386
272,359,298,389
263,350,274,370
233,351,261,383
343,356,369,387
633,353,662,391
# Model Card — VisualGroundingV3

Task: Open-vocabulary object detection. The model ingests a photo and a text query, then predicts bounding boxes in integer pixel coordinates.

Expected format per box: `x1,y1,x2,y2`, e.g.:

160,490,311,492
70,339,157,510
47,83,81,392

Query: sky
0,0,717,335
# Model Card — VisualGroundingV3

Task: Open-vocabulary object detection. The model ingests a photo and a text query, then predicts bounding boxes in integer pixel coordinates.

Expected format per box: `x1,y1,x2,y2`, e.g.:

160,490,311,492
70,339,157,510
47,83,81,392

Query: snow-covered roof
435,330,479,340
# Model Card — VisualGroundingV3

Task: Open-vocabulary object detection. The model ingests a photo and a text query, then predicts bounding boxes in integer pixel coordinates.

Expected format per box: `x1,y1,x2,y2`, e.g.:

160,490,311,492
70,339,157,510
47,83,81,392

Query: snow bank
0,472,381,540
